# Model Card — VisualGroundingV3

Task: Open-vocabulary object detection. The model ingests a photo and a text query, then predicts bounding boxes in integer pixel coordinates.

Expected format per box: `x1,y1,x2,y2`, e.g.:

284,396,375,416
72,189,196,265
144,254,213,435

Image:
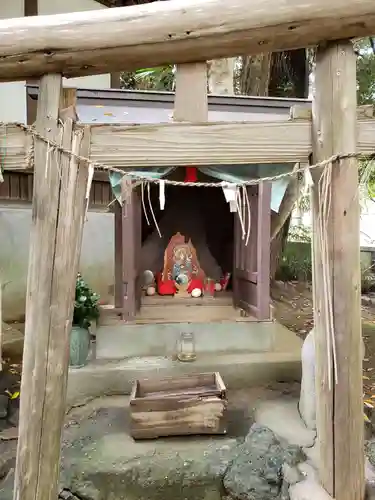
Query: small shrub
276,242,312,282
361,267,375,294
73,273,100,329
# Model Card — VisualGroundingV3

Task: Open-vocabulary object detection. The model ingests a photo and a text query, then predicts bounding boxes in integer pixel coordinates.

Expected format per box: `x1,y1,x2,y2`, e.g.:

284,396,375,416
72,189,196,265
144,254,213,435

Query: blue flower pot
69,325,90,368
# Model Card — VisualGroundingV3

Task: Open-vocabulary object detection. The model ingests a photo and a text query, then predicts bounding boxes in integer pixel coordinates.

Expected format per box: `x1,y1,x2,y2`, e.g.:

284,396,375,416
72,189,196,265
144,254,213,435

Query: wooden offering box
129,372,227,440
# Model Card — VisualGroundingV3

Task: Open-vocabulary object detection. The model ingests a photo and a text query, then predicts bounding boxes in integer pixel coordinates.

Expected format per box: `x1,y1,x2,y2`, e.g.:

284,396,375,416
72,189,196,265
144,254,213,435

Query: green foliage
361,266,375,294
288,224,311,243
355,39,375,105
276,240,375,291
275,242,312,282
359,159,375,203
121,66,175,91
73,273,100,329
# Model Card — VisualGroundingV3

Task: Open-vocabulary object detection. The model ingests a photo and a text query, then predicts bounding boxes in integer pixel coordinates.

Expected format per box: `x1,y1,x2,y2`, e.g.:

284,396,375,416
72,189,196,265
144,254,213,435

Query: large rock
367,440,375,468
0,394,8,419
255,399,316,448
299,330,316,430
1,322,24,358
223,424,305,500
67,437,238,500
289,479,333,500
58,402,240,500
298,329,365,433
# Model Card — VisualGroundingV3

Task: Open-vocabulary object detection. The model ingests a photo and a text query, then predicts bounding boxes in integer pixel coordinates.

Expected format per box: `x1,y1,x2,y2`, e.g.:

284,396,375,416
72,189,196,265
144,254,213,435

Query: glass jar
205,277,215,299
177,332,197,362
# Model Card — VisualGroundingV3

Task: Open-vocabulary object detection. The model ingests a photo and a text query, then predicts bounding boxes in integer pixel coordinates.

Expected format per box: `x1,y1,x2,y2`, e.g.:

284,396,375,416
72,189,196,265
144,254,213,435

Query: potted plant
70,273,100,368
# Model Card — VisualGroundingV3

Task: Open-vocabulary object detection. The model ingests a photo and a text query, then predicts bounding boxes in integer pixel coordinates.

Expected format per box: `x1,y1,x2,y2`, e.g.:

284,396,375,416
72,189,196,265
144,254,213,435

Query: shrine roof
27,85,311,125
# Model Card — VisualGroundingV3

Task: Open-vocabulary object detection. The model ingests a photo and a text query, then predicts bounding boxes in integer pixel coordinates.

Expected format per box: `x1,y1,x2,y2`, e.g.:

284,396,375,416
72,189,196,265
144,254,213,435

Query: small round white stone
214,283,222,292
191,288,202,298
146,286,156,296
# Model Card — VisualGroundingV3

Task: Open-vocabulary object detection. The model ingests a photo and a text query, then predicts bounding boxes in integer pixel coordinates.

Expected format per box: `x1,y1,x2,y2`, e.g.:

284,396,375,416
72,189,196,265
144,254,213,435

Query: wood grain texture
13,76,89,500
130,373,227,439
13,74,63,500
114,201,123,309
89,120,312,167
0,125,32,171
330,43,365,500
87,119,375,168
256,182,272,320
312,42,364,500
3,116,375,171
121,189,140,321
174,63,208,122
1,0,375,80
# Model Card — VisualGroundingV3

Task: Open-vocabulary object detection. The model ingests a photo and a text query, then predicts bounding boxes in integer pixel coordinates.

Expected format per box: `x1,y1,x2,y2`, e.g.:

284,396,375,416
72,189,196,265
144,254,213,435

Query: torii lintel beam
0,0,375,81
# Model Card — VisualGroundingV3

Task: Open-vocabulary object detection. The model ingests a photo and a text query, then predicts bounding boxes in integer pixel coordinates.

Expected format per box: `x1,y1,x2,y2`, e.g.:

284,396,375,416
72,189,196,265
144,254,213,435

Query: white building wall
38,0,111,90
291,196,375,248
0,0,27,124
0,206,114,321
0,0,111,126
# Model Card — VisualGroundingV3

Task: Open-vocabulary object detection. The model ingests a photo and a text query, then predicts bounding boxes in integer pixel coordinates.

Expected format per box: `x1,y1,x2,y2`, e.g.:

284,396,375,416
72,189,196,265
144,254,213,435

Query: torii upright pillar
312,40,365,500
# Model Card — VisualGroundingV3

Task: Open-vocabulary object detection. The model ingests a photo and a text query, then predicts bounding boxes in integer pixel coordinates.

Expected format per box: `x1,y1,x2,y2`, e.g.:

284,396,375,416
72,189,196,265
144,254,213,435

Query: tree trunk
240,54,271,96
270,171,304,240
270,213,291,280
267,49,309,279
207,58,235,94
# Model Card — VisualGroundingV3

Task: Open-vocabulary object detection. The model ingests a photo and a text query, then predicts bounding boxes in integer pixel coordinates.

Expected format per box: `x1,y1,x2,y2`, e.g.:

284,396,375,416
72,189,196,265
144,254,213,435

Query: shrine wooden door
233,182,272,320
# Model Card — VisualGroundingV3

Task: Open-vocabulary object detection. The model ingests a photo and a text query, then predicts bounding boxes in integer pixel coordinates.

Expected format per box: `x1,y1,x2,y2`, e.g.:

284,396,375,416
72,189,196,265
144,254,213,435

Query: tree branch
270,169,304,240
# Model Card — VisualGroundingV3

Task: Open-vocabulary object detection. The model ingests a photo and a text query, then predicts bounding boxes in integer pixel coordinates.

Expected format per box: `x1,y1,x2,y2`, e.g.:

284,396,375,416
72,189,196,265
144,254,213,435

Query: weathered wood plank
130,373,227,439
3,117,375,172
13,76,89,500
0,124,32,171
121,187,137,321
89,120,312,167
312,41,364,500
88,119,375,168
1,0,375,80
256,182,272,320
14,73,63,500
174,63,208,122
114,201,123,309
136,373,216,395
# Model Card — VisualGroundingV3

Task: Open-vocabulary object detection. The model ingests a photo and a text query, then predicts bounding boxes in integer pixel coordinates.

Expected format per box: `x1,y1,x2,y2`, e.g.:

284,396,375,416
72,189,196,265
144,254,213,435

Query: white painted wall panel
0,0,27,124
38,0,111,90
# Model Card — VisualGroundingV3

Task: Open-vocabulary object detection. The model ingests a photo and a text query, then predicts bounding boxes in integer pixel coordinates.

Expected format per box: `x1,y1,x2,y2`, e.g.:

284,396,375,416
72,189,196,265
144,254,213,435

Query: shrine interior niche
140,184,233,299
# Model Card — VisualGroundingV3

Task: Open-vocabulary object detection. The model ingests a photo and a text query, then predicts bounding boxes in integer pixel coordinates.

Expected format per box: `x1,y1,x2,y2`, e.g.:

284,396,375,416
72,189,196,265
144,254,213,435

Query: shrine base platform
67,322,302,407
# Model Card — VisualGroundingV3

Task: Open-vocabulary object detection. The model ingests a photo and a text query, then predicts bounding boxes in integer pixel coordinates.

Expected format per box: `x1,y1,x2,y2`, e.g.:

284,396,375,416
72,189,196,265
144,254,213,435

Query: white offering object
191,288,202,298
146,286,156,296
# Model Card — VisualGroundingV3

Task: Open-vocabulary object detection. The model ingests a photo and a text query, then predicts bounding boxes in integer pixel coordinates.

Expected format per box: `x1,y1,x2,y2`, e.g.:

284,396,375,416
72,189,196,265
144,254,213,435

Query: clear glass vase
177,332,197,362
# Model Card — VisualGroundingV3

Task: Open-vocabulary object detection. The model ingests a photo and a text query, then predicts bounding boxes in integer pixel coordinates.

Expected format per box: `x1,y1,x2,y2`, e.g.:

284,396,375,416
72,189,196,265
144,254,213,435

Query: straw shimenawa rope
2,121,372,188
3,121,374,390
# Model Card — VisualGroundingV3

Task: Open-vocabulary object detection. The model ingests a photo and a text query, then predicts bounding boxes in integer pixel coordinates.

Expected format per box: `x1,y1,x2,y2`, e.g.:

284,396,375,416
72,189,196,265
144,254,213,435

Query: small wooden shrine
0,1,373,499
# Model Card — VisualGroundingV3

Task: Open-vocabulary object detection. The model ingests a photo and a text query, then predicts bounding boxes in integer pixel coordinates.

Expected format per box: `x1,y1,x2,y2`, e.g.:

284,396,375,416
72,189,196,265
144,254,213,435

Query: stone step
136,303,244,323
95,320,281,360
67,345,302,407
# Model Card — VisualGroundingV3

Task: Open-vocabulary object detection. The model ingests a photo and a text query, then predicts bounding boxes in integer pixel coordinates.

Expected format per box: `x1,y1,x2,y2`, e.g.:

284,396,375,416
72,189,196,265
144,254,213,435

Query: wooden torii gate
0,1,373,500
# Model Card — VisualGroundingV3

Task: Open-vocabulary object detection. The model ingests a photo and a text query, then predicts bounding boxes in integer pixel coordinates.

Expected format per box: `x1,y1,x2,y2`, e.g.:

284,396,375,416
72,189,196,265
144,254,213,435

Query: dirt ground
1,281,375,497
271,280,375,400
